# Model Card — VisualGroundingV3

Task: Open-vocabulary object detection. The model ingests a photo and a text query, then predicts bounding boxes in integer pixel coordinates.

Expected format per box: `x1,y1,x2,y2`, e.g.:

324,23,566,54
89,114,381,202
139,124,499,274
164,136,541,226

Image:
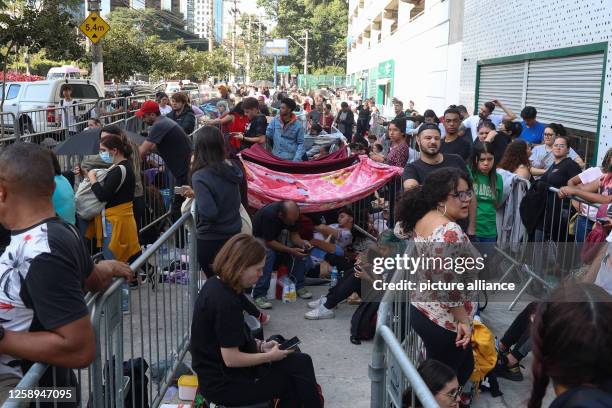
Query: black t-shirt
252,202,299,242
541,157,581,188
402,154,467,185
490,132,512,164
357,106,371,122
441,137,471,162
91,160,135,208
190,277,258,396
242,113,268,150
260,105,271,117
0,224,9,255
0,218,93,379
146,116,193,181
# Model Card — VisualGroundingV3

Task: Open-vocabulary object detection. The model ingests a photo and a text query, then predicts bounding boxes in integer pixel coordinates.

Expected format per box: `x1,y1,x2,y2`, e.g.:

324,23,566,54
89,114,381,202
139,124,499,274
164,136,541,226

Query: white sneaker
304,304,335,320
307,296,327,309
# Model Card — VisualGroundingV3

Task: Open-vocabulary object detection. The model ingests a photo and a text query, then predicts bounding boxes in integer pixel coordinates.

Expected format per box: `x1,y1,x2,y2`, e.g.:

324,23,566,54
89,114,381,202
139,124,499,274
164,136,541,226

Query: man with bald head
0,143,131,400
251,200,313,309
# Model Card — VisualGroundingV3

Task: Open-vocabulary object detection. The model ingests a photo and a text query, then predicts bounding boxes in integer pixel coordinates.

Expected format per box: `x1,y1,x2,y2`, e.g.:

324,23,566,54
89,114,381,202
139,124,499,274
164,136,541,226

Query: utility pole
208,0,214,51
246,14,252,84
88,0,104,90
230,0,238,82
304,29,308,76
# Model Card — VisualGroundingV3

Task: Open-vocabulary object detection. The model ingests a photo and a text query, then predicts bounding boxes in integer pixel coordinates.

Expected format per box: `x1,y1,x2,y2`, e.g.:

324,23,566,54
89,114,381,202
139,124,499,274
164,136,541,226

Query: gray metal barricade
2,212,199,408
370,266,438,408
0,112,17,145
493,184,601,310
350,175,403,238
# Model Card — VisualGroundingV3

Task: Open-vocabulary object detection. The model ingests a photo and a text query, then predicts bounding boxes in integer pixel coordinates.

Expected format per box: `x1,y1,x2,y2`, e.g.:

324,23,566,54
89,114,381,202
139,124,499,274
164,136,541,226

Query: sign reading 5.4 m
79,12,110,44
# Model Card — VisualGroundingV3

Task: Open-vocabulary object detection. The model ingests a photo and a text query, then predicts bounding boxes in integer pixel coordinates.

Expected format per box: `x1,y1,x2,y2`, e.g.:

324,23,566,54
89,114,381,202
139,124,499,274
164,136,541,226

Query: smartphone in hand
279,336,301,351
174,186,186,195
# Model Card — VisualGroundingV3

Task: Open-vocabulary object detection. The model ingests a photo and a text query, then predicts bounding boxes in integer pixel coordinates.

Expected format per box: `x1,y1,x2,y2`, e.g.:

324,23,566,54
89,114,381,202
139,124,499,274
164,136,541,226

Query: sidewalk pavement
261,286,555,408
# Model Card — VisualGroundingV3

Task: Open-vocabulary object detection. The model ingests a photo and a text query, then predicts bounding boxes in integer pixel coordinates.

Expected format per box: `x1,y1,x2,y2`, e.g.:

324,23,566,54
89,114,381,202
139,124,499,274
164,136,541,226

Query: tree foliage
105,7,199,43
256,0,347,74
0,0,84,108
102,10,234,82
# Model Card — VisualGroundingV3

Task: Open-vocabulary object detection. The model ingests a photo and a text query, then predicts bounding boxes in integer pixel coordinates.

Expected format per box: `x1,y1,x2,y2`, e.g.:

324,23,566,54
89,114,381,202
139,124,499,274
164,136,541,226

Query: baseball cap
135,100,161,117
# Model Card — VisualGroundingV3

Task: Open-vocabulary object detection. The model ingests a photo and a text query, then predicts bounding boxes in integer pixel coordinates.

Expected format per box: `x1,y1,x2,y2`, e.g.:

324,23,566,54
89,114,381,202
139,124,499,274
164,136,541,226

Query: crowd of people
0,81,611,408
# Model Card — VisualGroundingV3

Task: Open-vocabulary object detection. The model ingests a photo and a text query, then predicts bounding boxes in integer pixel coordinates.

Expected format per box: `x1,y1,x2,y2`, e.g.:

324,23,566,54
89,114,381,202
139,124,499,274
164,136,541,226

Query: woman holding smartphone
190,234,322,408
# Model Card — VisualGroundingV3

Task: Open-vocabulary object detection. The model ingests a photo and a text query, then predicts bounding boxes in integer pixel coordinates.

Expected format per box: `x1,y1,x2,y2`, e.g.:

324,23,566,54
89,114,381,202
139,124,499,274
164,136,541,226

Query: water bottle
330,266,338,288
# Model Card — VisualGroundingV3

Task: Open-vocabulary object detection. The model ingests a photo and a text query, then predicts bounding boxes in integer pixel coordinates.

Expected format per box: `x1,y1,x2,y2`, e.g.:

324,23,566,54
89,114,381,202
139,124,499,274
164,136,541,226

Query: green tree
102,24,152,82
106,8,197,42
0,0,84,108
256,0,348,74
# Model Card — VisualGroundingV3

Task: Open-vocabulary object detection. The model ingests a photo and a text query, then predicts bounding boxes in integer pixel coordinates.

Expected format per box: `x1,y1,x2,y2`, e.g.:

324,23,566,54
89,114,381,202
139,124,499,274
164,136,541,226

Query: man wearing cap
137,100,193,219
265,97,305,161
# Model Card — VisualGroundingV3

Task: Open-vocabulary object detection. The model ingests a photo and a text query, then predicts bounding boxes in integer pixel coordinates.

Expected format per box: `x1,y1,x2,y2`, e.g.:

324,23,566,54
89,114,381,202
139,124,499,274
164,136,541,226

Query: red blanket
240,144,356,173
243,155,403,213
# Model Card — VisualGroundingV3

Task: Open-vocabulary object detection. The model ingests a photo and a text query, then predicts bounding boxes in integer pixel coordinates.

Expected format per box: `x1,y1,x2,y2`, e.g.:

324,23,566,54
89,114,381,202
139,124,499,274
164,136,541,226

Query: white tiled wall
460,0,612,163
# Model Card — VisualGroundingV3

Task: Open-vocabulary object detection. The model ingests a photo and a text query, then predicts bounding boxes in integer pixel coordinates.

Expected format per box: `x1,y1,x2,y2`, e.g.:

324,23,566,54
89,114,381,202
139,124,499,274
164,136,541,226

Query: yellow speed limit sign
79,12,110,44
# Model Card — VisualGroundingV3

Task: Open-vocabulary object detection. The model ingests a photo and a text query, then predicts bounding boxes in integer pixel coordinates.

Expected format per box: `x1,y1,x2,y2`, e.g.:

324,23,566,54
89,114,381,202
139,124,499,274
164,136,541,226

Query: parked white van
46,66,82,80
1,79,103,136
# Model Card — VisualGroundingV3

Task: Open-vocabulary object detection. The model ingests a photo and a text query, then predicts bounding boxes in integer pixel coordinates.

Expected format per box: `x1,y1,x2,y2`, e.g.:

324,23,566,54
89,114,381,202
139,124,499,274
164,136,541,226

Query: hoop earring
437,204,447,217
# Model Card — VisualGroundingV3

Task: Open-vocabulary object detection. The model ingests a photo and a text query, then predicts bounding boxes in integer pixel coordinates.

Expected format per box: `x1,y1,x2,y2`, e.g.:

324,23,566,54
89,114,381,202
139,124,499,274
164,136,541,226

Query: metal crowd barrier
493,184,601,310
0,112,17,144
3,211,199,408
350,175,403,239
370,266,438,408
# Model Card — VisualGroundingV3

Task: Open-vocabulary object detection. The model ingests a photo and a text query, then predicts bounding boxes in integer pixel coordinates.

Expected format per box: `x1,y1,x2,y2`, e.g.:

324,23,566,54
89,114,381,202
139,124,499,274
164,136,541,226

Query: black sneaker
496,363,524,381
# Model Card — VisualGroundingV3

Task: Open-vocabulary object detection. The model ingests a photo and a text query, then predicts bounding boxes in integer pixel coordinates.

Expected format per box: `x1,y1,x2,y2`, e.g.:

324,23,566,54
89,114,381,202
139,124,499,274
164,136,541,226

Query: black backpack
519,180,548,235
350,302,379,340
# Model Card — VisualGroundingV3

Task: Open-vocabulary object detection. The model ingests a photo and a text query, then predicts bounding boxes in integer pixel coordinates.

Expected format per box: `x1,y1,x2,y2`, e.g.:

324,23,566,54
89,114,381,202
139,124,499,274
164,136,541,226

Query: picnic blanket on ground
240,144,355,173
242,155,402,213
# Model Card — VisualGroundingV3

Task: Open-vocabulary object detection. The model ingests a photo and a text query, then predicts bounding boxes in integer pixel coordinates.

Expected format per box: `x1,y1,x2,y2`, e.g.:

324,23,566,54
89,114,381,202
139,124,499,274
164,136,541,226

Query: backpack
350,301,379,340
519,180,548,235
75,165,126,220
470,320,497,384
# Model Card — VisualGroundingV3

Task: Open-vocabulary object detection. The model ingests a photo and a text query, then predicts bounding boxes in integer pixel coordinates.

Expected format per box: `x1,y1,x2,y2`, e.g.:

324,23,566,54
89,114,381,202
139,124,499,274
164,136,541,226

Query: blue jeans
253,248,307,299
103,219,129,312
574,215,594,243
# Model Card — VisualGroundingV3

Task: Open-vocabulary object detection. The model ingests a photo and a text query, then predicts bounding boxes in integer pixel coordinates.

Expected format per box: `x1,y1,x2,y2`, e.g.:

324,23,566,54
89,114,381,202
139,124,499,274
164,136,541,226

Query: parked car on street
0,79,103,138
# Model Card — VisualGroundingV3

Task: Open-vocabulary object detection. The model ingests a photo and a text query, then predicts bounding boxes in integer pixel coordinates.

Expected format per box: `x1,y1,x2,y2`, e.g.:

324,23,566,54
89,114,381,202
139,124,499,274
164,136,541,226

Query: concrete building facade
460,0,612,165
346,0,464,116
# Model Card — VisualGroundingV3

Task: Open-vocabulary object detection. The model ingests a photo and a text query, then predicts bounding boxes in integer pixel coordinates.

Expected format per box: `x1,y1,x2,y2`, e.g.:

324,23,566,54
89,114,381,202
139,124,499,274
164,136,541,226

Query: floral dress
412,222,478,332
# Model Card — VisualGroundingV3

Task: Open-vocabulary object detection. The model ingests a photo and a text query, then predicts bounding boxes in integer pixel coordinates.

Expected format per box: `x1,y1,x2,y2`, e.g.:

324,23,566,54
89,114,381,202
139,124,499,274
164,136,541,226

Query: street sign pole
273,56,278,89
87,0,104,91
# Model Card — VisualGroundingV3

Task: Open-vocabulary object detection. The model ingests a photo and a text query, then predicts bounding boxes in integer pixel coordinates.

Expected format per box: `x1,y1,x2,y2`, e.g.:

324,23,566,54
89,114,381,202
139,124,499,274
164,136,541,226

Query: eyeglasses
449,190,474,201
442,386,463,399
553,144,567,148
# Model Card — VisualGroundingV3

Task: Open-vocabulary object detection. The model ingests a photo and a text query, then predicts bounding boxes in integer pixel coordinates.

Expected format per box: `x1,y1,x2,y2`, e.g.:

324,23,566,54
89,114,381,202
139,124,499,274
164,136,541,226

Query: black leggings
205,352,322,408
410,305,474,385
197,237,261,319
324,272,361,309
500,302,537,361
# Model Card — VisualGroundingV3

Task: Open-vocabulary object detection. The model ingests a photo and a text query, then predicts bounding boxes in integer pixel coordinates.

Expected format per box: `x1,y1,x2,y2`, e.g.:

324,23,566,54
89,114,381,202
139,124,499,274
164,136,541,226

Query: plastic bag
281,276,297,303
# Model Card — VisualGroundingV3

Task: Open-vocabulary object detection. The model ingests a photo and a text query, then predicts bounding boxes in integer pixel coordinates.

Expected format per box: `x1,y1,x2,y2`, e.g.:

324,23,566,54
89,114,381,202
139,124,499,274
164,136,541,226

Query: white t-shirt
160,105,172,115
577,167,604,220
311,223,352,264
462,114,504,141
58,98,78,132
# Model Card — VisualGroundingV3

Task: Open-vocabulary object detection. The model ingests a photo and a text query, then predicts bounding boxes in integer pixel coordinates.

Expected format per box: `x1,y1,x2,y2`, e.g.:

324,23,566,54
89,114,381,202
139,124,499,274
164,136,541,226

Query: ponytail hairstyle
100,134,132,160
547,123,567,137
395,167,472,231
528,283,612,408
470,141,498,203
500,119,522,139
